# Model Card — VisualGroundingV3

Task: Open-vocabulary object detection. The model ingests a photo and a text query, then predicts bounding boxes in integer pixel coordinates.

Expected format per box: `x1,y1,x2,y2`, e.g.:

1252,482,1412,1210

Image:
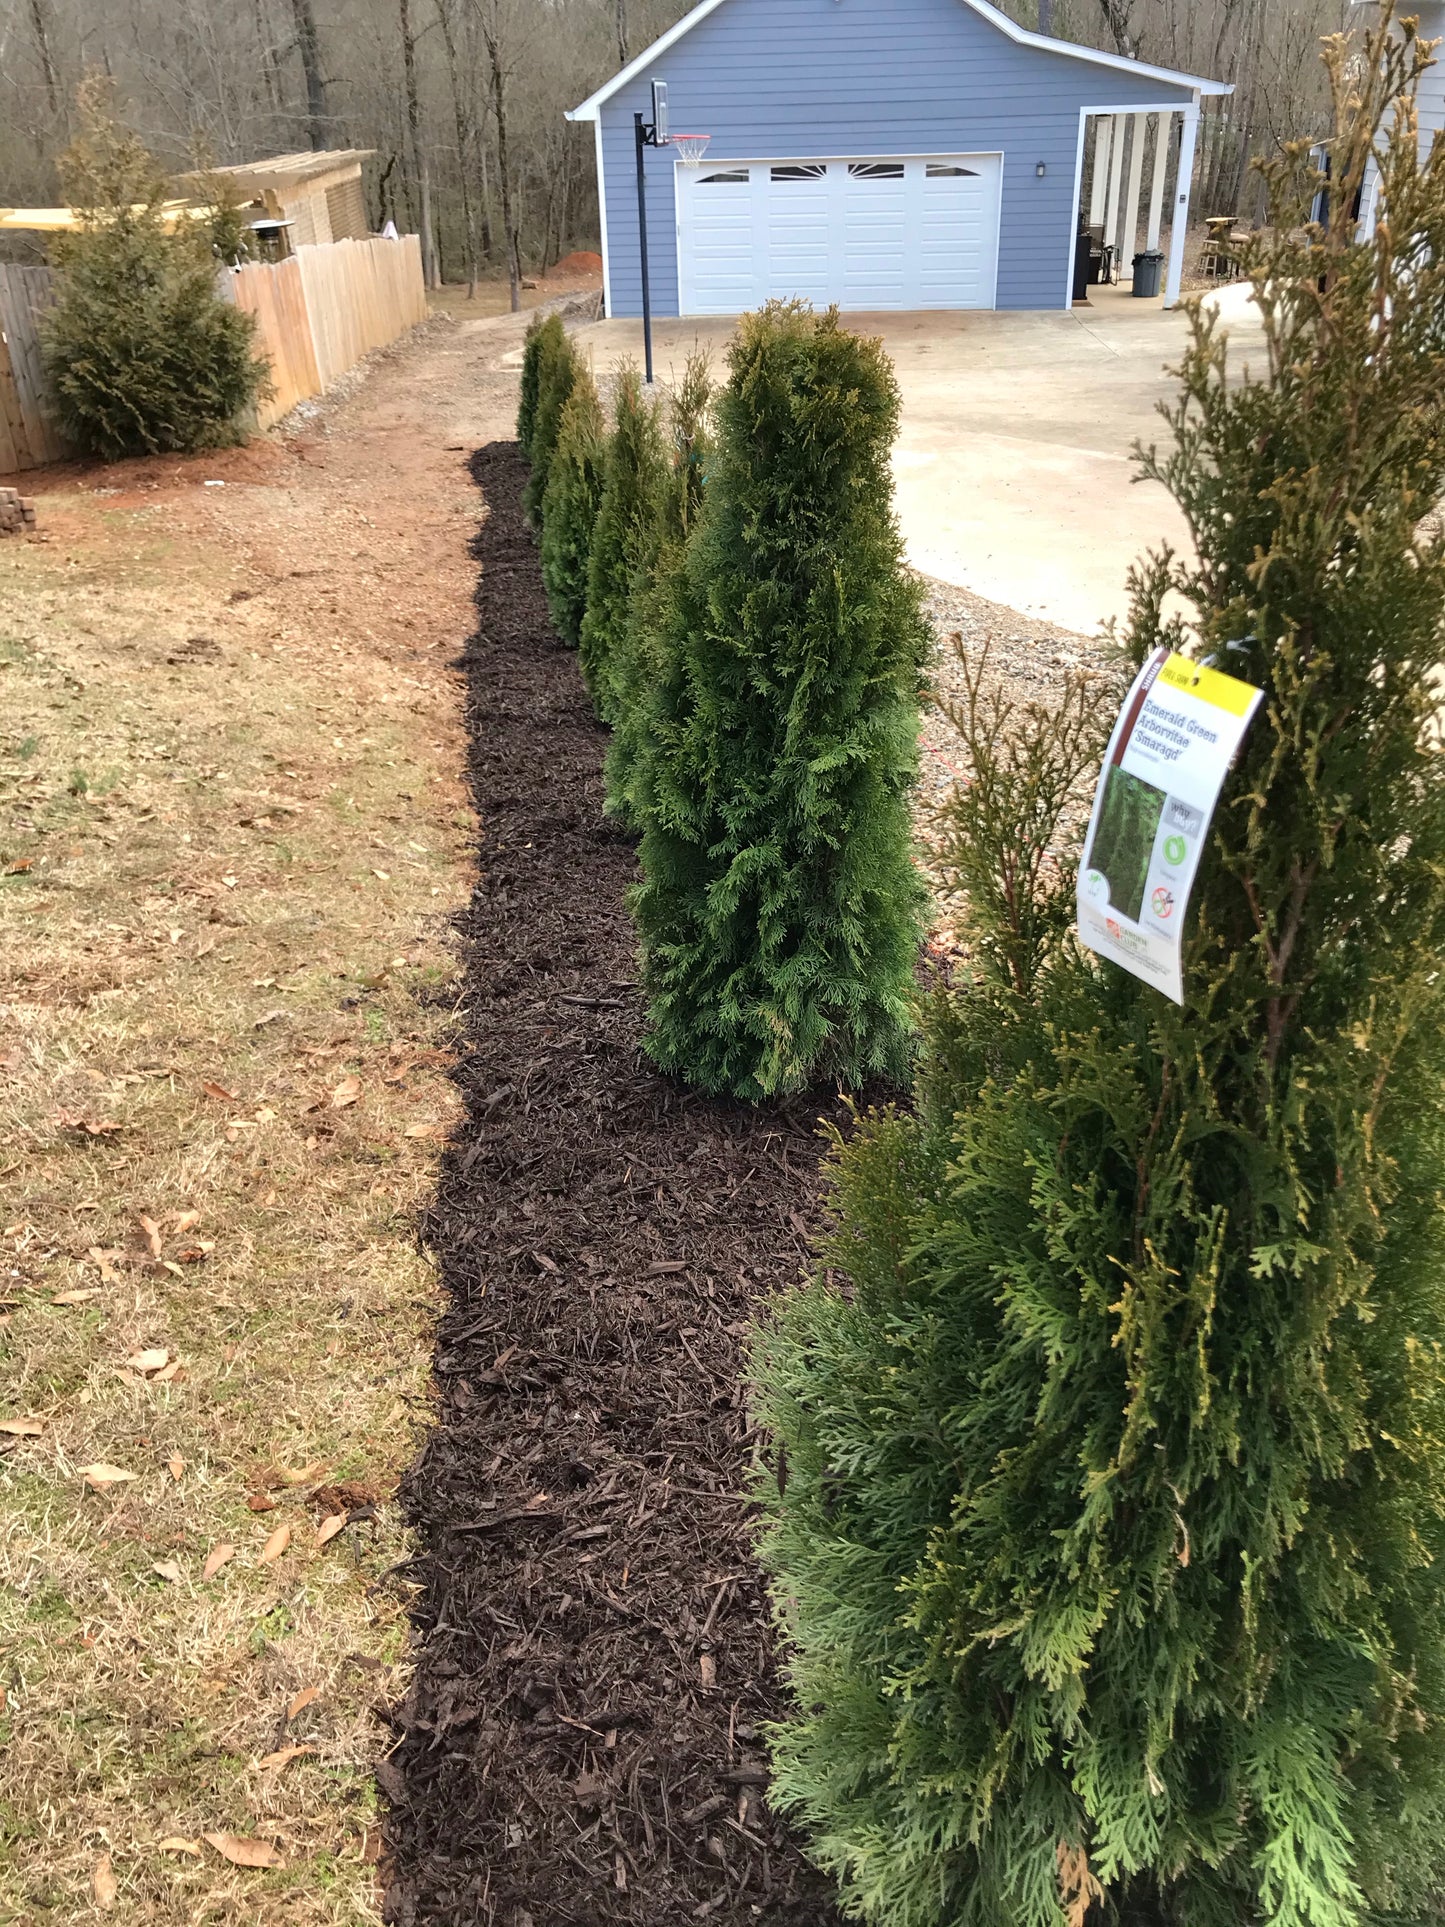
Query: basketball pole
634,111,655,385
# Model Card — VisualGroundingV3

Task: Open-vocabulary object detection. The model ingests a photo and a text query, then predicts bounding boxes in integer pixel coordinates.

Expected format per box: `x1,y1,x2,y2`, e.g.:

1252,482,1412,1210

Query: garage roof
567,0,1231,121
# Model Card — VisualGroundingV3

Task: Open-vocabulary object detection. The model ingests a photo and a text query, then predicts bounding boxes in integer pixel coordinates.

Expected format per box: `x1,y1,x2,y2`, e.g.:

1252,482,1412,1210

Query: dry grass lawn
0,325,487,1922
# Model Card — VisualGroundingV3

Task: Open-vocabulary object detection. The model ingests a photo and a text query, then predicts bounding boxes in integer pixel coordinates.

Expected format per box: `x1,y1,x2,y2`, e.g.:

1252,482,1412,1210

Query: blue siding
595,0,1195,314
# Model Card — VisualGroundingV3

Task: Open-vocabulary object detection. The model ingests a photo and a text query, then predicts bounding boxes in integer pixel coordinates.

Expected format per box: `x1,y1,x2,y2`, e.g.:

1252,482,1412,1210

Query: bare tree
290,0,327,149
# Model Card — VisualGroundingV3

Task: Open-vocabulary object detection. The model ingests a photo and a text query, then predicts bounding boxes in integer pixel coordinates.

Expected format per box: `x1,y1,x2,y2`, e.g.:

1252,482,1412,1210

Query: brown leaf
647,1259,687,1275
315,1511,348,1547
153,1359,183,1382
126,1347,169,1375
6,858,33,875
167,1454,185,1481
52,1287,103,1304
404,1121,446,1139
1057,1841,1104,1927
93,1852,117,1910
246,1491,277,1512
136,1214,163,1259
81,1462,139,1490
330,1076,361,1110
173,1242,215,1263
286,1685,320,1720
201,1080,237,1102
87,1246,123,1281
0,1415,44,1436
203,1833,283,1869
201,1543,235,1581
152,1560,185,1584
54,1109,122,1135
258,1743,315,1771
698,1652,717,1687
157,1836,202,1856
170,1209,202,1234
259,1522,291,1564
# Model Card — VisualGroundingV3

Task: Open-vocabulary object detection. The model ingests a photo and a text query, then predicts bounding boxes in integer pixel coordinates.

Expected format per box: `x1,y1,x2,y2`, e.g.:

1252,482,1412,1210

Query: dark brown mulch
381,442,847,1927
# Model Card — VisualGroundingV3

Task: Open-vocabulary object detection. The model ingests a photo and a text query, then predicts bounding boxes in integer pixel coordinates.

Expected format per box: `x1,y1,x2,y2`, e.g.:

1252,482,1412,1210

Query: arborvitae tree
41,82,266,460
577,361,666,723
629,302,927,1100
516,311,548,457
540,367,607,648
755,18,1445,1926
522,320,580,528
603,352,714,825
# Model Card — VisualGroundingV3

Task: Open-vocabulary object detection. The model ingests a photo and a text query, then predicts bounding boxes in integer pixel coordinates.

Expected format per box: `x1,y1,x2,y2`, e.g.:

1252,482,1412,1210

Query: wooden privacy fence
0,265,71,473
229,233,426,429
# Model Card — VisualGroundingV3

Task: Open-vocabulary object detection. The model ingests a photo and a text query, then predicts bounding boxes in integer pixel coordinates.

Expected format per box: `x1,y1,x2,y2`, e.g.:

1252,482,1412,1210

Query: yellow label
1155,651,1259,717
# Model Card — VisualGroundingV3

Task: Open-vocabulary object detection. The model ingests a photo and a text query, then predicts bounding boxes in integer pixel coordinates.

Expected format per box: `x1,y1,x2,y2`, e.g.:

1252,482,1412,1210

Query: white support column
1146,111,1171,252
1164,95,1201,308
1089,116,1113,227
1103,112,1127,274
1121,109,1148,276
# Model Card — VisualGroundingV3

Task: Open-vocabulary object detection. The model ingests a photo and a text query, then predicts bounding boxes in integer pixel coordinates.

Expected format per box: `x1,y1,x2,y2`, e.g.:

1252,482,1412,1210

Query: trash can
1132,248,1165,298
1072,226,1092,301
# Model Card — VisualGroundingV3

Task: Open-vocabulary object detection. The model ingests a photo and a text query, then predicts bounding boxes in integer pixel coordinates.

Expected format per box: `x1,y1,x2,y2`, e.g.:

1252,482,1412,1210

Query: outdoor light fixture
1037,161,1047,177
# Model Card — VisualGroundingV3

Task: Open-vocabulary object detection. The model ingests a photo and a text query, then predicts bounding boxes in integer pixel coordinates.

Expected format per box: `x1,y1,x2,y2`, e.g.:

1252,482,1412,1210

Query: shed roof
567,0,1230,121
187,149,375,194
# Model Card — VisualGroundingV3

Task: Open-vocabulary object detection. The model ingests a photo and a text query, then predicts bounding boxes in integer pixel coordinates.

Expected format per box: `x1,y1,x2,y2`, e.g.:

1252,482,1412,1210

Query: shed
567,0,1229,318
182,149,376,252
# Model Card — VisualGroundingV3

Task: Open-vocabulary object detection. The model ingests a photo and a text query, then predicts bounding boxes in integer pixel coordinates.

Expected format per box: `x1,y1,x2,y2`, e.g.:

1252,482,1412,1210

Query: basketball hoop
671,133,712,165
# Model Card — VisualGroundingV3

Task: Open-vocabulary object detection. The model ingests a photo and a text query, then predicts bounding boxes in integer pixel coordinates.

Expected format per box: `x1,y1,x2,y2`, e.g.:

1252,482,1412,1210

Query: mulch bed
381,442,848,1927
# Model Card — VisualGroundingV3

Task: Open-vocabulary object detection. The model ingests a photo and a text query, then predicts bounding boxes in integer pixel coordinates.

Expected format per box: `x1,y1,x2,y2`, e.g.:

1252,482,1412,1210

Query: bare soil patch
381,444,846,1927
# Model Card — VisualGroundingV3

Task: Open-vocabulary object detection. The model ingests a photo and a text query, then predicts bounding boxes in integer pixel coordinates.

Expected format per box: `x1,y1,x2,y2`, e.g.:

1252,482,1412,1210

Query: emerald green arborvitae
540,367,607,648
578,361,666,722
630,302,927,1100
42,82,266,460
754,17,1445,1926
516,311,549,458
603,351,714,825
522,318,579,528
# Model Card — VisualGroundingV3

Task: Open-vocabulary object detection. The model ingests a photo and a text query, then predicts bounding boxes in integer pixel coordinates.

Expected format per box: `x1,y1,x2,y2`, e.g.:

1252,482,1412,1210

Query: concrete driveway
568,283,1265,637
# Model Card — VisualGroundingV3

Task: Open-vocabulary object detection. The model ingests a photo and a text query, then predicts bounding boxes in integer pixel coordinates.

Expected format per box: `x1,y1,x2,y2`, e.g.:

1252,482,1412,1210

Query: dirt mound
548,250,604,278
381,441,847,1926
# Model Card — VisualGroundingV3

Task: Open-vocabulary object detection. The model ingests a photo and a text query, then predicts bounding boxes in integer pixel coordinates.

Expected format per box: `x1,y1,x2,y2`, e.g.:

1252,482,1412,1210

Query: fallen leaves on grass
157,1837,202,1857
167,1454,185,1480
125,1347,170,1375
259,1522,291,1564
0,1415,44,1436
152,1561,185,1584
80,1462,139,1491
52,1286,103,1305
202,1080,238,1102
287,1685,320,1719
331,1076,361,1110
54,1109,122,1136
202,1543,235,1581
136,1213,163,1258
203,1832,283,1869
87,1246,123,1280
316,1511,348,1546
258,1743,315,1772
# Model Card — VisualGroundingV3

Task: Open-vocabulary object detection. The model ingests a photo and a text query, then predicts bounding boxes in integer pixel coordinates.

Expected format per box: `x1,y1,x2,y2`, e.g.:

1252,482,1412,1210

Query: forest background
0,0,1364,295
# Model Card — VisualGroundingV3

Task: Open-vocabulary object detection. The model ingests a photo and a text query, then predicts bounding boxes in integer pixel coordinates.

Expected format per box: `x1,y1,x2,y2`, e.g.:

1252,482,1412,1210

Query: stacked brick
0,487,37,534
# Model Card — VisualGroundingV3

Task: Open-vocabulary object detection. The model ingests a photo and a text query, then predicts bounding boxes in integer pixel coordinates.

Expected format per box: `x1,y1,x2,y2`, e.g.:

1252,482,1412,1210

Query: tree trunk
28,0,60,117
436,0,481,297
481,6,522,310
290,0,328,149
398,0,438,287
615,0,629,67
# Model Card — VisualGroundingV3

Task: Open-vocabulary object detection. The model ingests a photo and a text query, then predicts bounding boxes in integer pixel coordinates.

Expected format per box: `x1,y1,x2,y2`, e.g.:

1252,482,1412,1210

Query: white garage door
677,155,1001,316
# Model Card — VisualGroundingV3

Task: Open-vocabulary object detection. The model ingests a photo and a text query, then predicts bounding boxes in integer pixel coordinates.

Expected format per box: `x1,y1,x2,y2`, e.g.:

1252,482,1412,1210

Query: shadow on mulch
381,442,848,1927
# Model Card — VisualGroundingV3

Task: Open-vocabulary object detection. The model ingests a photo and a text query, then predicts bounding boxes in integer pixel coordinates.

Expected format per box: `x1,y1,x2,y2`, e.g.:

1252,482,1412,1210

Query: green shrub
755,21,1445,1926
41,84,266,460
629,302,927,1099
522,319,580,528
516,311,550,457
578,361,666,723
540,367,607,648
602,353,714,825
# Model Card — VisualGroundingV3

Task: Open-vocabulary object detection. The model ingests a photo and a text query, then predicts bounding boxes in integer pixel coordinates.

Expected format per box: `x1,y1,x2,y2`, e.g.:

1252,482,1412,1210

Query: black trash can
1132,248,1165,298
1072,226,1092,301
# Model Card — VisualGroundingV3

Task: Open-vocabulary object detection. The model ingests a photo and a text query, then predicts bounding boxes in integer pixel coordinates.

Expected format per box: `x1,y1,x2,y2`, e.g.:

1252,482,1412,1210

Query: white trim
1164,95,1200,307
1121,110,1148,267
594,119,613,317
1145,111,1170,252
566,0,1231,122
1067,109,1090,308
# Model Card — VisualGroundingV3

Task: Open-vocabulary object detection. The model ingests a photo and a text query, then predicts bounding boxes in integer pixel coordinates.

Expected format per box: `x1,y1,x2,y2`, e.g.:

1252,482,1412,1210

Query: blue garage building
568,0,1229,319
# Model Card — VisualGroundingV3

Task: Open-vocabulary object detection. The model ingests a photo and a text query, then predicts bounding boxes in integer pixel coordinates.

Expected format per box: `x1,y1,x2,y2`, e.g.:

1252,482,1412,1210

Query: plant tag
1077,647,1262,1004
